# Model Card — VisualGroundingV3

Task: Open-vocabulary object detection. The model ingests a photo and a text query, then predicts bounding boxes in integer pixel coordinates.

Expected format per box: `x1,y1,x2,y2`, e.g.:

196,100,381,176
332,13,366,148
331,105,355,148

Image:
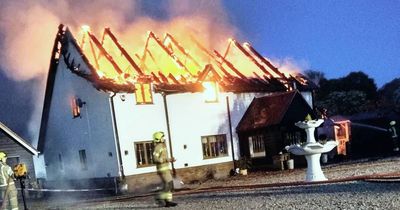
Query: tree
315,91,367,116
378,78,400,110
314,71,378,116
304,70,326,87
340,72,377,100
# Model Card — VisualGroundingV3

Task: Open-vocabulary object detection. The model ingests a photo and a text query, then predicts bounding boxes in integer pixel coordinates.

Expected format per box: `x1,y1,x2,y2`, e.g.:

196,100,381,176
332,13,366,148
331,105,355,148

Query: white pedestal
305,153,327,182
286,119,337,182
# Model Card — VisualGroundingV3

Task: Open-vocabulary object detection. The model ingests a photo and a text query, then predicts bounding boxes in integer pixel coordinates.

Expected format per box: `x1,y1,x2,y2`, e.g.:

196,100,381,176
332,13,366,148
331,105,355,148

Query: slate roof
236,91,298,132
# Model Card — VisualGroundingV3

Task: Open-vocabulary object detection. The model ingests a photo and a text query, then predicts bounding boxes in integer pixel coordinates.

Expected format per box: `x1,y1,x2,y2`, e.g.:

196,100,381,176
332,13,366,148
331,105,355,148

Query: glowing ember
81,25,91,33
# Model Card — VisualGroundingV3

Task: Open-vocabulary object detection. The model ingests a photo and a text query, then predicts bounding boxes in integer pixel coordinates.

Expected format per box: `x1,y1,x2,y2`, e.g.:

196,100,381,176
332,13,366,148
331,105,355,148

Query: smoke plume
0,0,237,144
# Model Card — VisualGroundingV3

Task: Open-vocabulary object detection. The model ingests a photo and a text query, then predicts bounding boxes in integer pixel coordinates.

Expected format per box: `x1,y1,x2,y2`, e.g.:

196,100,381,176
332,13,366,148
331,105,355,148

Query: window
201,134,228,159
71,97,85,118
135,141,155,167
58,153,64,171
135,83,153,104
202,81,219,102
249,135,265,157
79,150,88,170
71,97,81,118
284,131,302,145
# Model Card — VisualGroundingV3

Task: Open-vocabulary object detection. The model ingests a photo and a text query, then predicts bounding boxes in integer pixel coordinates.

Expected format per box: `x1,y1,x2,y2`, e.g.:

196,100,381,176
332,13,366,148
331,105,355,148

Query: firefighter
0,152,19,210
388,121,399,152
152,131,177,207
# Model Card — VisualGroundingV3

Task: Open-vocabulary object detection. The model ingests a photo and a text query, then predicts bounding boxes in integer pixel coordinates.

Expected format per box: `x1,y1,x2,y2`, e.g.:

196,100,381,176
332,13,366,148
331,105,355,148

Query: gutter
226,96,236,167
162,93,176,175
109,93,125,178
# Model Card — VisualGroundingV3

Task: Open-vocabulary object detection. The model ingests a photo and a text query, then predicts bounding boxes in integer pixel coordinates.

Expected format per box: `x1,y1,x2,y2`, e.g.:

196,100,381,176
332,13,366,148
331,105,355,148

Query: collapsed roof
52,24,316,94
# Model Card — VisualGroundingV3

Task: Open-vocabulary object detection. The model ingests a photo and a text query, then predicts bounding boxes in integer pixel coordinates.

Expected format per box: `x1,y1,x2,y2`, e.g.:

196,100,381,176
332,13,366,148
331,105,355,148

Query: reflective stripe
0,182,14,187
157,164,170,172
0,164,6,186
159,191,173,201
392,127,398,138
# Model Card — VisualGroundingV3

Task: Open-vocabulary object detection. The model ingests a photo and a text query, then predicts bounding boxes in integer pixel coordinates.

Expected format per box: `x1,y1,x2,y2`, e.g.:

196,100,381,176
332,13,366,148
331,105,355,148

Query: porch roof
0,121,39,156
236,91,298,133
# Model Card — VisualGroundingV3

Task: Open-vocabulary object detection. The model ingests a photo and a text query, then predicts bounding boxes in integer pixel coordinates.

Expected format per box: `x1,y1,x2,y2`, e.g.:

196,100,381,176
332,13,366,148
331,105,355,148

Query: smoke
0,0,236,146
269,57,310,76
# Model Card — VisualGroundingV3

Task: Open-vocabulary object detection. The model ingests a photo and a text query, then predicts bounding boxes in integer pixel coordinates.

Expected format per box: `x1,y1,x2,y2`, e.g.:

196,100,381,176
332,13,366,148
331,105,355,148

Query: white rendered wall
112,92,169,175
43,45,119,180
113,89,267,176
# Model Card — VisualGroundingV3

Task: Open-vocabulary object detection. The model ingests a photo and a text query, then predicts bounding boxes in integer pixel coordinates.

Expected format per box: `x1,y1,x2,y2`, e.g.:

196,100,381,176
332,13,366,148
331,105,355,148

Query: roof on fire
49,24,316,94
36,24,318,151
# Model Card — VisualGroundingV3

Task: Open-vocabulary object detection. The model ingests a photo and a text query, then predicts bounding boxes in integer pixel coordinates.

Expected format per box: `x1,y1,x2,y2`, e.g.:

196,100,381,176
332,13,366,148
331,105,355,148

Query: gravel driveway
28,156,400,209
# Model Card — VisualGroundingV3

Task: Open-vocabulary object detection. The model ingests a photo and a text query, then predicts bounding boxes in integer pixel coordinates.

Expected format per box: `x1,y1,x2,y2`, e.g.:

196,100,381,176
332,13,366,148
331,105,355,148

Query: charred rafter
103,28,144,76
87,31,123,75
143,31,193,76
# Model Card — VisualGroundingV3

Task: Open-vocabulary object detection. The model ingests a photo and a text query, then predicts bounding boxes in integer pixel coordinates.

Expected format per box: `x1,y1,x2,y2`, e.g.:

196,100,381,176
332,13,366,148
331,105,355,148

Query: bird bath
285,119,338,182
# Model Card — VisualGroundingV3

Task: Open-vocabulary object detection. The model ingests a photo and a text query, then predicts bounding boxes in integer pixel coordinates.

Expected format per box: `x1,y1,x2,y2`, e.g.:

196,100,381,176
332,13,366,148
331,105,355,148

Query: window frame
202,81,219,103
249,135,266,158
201,134,228,159
71,97,81,118
58,153,64,171
134,141,155,167
134,83,153,105
79,150,88,170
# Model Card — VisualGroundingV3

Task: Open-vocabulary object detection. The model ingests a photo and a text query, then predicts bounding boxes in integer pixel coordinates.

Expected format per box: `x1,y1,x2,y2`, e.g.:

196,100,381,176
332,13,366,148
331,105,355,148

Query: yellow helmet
153,131,165,143
390,121,396,126
0,152,7,160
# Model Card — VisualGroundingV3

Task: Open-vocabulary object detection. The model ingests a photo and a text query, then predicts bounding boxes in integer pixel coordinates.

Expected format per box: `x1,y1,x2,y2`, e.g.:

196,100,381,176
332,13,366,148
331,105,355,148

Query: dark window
79,150,88,170
201,134,228,159
134,141,155,167
58,154,64,171
249,135,265,157
284,131,302,145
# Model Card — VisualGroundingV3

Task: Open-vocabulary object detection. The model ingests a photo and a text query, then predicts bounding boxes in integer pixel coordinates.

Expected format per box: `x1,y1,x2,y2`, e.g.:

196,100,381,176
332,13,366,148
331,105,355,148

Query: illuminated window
134,141,155,167
201,134,228,159
71,97,81,118
135,83,153,104
79,150,88,170
202,81,219,102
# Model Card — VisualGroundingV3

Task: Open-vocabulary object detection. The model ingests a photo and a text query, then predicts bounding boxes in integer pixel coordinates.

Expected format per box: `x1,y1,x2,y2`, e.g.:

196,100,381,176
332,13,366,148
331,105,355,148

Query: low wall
124,161,234,193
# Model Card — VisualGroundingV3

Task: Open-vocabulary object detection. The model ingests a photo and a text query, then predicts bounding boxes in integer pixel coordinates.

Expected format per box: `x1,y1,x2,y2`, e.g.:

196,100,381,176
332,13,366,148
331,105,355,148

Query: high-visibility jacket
153,143,170,172
0,162,14,187
389,126,398,138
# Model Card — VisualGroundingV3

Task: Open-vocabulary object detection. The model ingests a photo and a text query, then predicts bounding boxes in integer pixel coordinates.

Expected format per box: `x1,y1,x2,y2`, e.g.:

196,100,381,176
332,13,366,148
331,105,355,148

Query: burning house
37,24,316,192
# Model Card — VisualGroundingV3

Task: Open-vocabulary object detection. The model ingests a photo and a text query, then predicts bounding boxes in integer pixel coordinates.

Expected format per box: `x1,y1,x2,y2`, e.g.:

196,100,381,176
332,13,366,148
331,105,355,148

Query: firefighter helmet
390,121,396,126
0,152,7,161
153,131,165,143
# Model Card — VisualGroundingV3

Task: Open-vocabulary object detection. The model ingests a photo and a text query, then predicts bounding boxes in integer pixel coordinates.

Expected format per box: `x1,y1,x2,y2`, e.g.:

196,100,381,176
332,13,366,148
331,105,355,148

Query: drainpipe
109,93,125,179
226,96,236,168
162,93,176,175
